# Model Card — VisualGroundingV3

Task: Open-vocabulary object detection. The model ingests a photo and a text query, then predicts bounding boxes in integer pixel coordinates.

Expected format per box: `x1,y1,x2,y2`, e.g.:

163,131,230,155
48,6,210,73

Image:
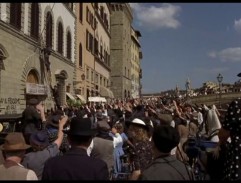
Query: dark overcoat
42,147,109,180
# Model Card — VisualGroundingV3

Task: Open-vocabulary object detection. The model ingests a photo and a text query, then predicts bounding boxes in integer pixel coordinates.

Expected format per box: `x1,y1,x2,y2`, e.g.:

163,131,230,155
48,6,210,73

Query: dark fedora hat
63,117,97,136
48,114,62,128
30,130,50,147
96,112,104,120
97,120,111,132
237,73,241,77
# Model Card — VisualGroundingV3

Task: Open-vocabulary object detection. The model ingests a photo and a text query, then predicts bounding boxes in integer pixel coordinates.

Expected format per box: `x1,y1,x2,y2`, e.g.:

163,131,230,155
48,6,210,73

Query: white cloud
208,47,241,62
130,3,181,31
234,18,241,33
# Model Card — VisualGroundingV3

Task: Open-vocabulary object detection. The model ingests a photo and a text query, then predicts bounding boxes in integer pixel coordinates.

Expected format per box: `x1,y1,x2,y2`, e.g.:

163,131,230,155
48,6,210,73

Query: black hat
96,112,104,120
152,125,180,153
237,73,241,77
48,109,64,128
29,98,40,106
63,117,97,136
48,114,62,128
97,120,111,132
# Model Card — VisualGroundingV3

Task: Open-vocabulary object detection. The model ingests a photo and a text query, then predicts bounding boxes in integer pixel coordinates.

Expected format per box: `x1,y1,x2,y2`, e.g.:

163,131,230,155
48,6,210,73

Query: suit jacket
139,155,192,180
42,147,109,180
90,137,114,174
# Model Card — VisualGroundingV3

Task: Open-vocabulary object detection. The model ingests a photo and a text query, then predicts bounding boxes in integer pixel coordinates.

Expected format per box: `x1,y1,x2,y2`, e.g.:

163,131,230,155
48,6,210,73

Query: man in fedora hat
0,132,38,180
90,119,114,177
42,117,109,180
21,115,68,180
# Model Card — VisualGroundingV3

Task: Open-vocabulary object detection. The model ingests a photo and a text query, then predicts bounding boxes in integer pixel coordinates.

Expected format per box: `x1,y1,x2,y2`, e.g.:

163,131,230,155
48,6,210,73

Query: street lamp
185,78,190,100
217,73,223,108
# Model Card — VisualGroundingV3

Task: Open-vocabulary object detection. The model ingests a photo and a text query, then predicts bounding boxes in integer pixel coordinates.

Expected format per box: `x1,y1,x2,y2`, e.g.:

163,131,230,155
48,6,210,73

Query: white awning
76,94,86,103
66,92,76,101
88,97,107,103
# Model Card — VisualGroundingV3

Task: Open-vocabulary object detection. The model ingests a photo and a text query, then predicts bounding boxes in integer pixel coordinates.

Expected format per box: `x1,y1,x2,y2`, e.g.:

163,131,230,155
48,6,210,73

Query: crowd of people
0,95,241,180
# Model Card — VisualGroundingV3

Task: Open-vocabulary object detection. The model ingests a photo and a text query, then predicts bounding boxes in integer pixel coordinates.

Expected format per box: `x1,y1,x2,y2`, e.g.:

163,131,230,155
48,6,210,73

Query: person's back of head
63,117,97,148
152,125,180,154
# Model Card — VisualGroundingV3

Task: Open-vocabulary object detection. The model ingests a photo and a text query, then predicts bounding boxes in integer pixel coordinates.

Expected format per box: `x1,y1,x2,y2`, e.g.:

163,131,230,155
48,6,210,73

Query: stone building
109,3,133,99
0,3,76,114
75,3,113,102
130,26,142,98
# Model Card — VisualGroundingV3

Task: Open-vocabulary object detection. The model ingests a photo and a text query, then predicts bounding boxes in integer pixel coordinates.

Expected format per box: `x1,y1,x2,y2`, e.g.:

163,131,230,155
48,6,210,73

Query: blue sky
130,3,241,94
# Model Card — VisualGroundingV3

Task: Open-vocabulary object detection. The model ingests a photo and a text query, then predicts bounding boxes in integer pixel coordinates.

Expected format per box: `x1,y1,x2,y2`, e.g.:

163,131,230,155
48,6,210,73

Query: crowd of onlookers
0,95,241,180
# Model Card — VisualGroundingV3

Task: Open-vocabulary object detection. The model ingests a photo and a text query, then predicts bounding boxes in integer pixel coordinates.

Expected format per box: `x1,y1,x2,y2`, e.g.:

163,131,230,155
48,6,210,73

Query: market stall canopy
88,97,107,103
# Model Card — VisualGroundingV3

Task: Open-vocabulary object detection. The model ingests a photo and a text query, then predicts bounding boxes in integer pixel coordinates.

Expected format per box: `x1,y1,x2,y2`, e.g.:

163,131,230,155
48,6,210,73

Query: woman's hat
0,132,31,151
30,130,50,147
126,117,153,131
63,117,97,136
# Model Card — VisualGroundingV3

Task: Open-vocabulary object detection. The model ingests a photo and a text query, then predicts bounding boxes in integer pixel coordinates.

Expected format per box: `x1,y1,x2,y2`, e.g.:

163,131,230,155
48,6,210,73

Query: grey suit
90,137,114,174
140,155,192,180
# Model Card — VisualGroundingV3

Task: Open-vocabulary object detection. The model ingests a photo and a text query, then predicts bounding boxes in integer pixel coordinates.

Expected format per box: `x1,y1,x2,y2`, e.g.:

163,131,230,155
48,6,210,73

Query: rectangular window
86,68,89,80
86,30,89,50
100,45,103,59
91,71,94,82
104,51,107,64
94,38,98,55
95,74,98,83
89,33,93,53
100,6,104,19
79,3,83,22
100,76,102,86
86,7,89,23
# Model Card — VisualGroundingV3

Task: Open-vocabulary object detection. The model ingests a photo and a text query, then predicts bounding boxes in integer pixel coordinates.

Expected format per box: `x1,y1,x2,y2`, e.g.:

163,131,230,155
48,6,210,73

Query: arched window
26,70,39,84
57,22,63,54
30,3,39,40
79,43,82,67
10,3,21,30
46,12,53,48
66,31,71,60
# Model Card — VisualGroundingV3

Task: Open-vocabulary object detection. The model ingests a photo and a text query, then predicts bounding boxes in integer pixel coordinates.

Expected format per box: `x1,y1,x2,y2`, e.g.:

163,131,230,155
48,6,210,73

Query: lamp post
217,73,223,108
185,78,190,100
